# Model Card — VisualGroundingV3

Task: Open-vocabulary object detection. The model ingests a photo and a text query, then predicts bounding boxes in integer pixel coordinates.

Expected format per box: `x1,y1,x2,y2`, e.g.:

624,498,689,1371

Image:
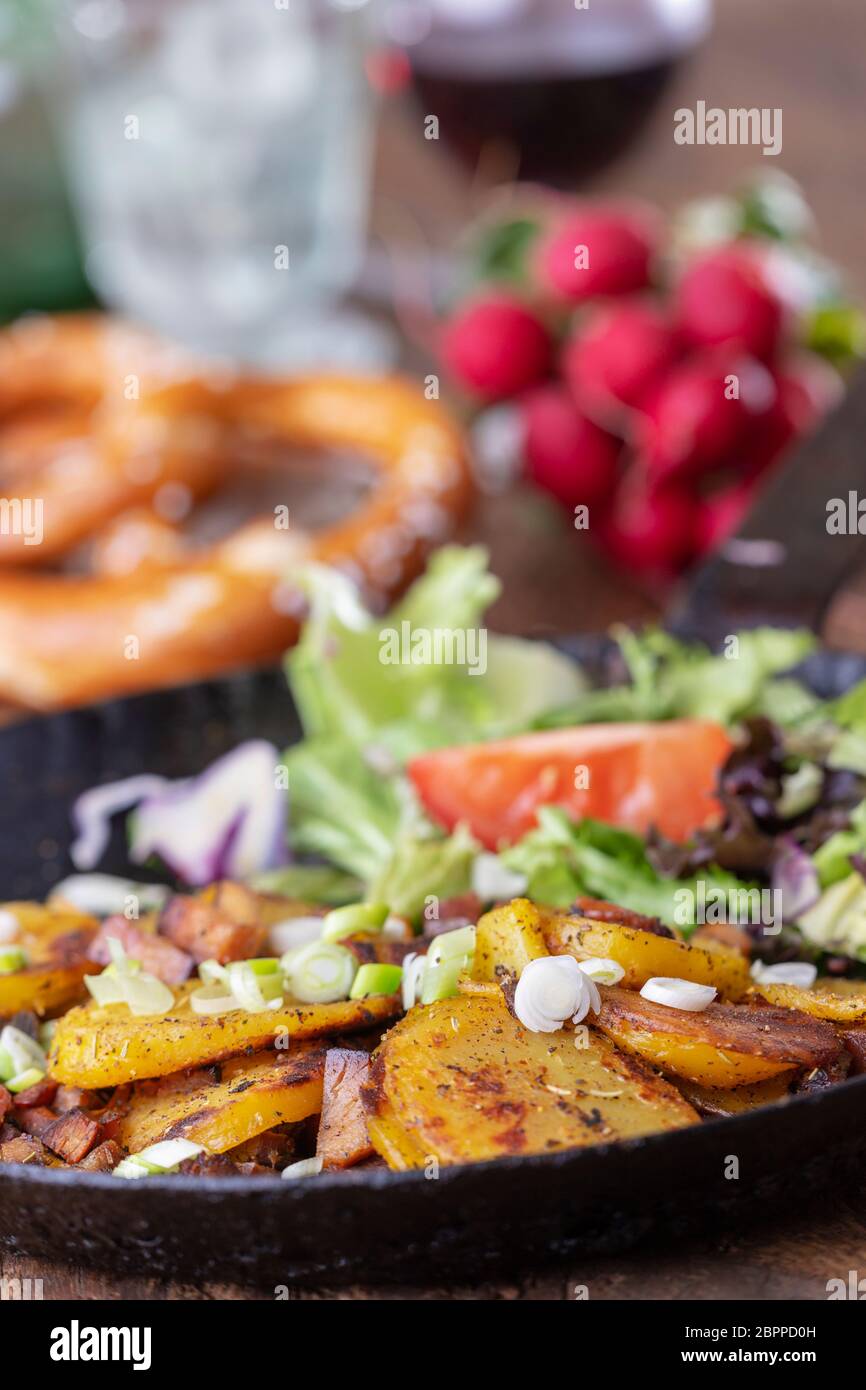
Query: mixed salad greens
70,546,866,972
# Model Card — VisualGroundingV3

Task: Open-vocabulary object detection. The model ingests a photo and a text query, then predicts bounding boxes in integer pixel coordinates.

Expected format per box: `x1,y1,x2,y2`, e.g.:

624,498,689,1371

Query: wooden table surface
4,0,866,1301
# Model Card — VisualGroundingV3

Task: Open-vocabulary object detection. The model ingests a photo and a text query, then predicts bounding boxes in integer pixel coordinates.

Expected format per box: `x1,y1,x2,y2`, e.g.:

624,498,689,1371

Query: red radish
775,353,843,432
675,247,783,360
522,384,620,509
737,354,842,478
536,203,658,303
695,482,758,554
563,299,680,422
597,483,697,575
441,294,552,400
639,351,776,482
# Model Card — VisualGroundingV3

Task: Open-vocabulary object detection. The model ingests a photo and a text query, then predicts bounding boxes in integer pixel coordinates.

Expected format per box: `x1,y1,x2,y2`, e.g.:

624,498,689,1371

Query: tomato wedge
408,721,733,849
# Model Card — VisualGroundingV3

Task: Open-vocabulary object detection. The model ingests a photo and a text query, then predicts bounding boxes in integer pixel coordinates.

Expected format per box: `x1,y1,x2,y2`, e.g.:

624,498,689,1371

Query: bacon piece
574,895,674,939
158,888,266,965
9,1076,58,1108
839,1024,866,1074
316,1048,374,1170
77,1139,123,1172
691,921,753,956
0,1084,11,1124
0,1133,46,1165
13,1105,57,1139
423,894,482,937
89,916,194,984
41,1108,101,1164
54,1084,99,1113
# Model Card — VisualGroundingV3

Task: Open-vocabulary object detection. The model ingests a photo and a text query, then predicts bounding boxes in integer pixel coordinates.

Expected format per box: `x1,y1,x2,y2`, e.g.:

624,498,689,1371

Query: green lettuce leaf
501,807,750,930
286,545,585,760
535,626,816,729
250,864,363,906
368,824,478,924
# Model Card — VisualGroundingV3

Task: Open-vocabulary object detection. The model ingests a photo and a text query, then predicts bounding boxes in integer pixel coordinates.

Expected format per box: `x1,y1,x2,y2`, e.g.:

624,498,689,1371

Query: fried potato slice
118,1045,325,1154
594,985,840,1087
751,980,866,1022
546,915,751,1001
48,982,400,1087
471,899,550,983
364,993,699,1170
0,903,97,1018
676,1073,795,1117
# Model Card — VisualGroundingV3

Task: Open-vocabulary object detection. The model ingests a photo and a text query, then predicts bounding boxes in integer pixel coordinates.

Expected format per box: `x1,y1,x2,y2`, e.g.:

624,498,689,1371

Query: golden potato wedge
118,1045,325,1154
49,981,400,1088
546,915,751,1001
470,899,550,983
676,1073,795,1118
594,985,841,1087
0,903,97,1018
751,979,866,1022
364,993,699,1170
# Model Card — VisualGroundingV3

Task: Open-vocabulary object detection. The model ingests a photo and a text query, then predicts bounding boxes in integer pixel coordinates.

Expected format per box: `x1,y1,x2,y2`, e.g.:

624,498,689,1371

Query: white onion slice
750,960,818,988
281,1156,323,1181
268,916,324,955
49,873,169,918
514,956,600,1034
640,977,717,1012
471,853,528,903
137,1139,204,1171
190,984,240,1016
401,952,427,1011
0,910,20,944
578,957,625,986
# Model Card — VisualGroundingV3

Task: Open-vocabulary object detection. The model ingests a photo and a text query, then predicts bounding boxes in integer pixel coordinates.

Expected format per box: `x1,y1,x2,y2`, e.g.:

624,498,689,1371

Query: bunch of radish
440,180,861,579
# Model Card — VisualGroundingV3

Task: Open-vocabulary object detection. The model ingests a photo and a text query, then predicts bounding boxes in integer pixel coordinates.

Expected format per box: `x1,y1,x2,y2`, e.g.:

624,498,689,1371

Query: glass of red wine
388,0,714,185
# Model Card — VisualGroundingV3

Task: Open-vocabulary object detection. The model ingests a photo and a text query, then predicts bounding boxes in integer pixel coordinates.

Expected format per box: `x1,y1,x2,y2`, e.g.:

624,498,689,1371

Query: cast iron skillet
1,641,866,1289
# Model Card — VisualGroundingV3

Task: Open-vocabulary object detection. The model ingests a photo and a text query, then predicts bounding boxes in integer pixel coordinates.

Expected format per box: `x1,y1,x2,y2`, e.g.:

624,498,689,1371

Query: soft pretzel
0,362,472,709
0,314,230,567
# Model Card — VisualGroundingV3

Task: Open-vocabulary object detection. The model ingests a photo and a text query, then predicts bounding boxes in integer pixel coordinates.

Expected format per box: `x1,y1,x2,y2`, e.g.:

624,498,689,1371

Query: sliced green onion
198,959,229,986
286,941,357,1004
113,1158,152,1179
417,924,476,1004
6,1067,45,1094
113,1138,205,1178
427,925,476,967
0,1024,46,1077
420,957,465,1005
0,946,28,975
137,1139,204,1170
102,958,141,979
122,974,175,1017
349,963,403,1000
38,1020,57,1051
281,1156,323,1181
320,902,389,943
85,972,127,1006
0,1047,14,1083
85,937,174,1017
225,960,284,1014
189,983,239,1016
